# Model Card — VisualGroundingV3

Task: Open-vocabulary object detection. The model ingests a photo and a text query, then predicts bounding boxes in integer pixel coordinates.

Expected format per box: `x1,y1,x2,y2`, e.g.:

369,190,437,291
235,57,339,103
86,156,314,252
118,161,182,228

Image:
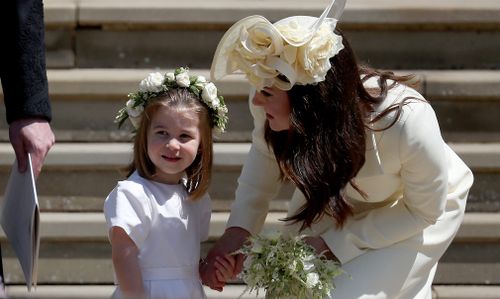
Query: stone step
76,0,500,29
1,69,500,142
0,196,289,213
0,212,499,285
5,285,500,299
45,0,500,29
1,212,497,243
0,142,499,212
41,0,500,69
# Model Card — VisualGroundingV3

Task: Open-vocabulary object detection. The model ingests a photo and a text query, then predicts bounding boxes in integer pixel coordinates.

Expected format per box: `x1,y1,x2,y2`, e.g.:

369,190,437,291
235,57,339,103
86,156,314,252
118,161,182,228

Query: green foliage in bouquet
235,232,343,299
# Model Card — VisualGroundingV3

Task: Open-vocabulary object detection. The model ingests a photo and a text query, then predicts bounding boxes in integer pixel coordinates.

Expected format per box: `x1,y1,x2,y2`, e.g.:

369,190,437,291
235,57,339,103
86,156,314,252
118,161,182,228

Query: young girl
104,68,232,299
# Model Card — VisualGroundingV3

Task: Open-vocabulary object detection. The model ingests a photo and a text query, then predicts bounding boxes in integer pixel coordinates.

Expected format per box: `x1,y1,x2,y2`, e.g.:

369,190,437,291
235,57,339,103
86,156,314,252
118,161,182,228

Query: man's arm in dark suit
0,0,55,178
0,0,52,123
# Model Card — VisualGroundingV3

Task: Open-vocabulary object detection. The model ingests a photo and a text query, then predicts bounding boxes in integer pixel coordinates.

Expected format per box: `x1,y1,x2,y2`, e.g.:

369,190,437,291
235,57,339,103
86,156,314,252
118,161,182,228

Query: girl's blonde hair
126,88,213,201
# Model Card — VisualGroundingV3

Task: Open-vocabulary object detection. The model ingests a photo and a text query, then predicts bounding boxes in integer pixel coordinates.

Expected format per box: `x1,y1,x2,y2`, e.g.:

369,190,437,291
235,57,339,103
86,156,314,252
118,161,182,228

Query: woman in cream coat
210,77,473,298
200,1,474,298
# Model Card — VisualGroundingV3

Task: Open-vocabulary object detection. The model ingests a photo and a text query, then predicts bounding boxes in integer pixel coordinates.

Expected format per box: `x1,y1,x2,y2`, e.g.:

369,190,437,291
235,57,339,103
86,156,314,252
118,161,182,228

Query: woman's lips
265,113,274,120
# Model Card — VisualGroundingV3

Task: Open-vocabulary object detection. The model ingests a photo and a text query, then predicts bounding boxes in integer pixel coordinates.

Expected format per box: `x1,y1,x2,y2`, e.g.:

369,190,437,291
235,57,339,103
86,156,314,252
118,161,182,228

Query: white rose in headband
202,82,218,103
138,72,164,92
125,99,144,118
125,99,144,129
175,71,191,87
166,72,175,81
194,76,207,89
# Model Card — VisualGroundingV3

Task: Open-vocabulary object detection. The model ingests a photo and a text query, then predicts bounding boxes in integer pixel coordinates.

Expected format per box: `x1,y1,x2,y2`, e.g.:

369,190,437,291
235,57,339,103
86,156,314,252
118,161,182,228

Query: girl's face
147,106,201,184
252,86,291,131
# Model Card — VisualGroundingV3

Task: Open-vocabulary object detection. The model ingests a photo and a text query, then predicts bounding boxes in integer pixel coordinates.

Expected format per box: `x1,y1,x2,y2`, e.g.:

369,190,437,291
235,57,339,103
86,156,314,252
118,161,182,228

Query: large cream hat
210,0,347,90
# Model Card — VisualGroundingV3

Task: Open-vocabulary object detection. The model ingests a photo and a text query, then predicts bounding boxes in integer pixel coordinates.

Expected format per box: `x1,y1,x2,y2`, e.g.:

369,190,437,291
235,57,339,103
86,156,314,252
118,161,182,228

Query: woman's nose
252,91,265,106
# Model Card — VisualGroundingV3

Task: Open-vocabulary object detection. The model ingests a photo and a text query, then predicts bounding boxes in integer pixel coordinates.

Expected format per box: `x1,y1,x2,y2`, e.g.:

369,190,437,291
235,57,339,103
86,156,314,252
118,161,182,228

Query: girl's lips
161,155,180,162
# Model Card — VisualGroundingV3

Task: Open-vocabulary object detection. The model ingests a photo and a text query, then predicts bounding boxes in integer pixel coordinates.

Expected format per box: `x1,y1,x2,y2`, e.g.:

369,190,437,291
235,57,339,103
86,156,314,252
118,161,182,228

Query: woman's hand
214,255,236,283
303,236,339,262
200,227,250,291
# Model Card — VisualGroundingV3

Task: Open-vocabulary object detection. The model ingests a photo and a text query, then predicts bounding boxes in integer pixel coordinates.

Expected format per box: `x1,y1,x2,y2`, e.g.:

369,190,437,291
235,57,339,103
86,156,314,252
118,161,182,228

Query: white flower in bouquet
235,232,344,299
305,272,320,288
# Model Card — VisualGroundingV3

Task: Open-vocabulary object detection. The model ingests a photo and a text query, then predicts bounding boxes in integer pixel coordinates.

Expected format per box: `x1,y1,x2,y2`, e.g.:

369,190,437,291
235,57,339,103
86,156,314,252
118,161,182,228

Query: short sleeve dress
104,171,211,299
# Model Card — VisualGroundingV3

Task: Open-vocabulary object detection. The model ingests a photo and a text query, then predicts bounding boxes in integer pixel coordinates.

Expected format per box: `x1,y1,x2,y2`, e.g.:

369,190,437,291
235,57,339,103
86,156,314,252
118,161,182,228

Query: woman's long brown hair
265,30,420,230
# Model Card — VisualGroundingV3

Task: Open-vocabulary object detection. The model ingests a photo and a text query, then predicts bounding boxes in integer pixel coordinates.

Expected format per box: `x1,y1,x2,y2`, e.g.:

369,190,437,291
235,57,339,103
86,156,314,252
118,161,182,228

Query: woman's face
252,86,291,131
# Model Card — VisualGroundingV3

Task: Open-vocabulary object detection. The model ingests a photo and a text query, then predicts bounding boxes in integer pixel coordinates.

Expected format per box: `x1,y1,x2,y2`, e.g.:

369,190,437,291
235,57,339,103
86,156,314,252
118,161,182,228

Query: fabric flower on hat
211,0,348,91
296,24,344,85
220,19,343,91
228,20,284,90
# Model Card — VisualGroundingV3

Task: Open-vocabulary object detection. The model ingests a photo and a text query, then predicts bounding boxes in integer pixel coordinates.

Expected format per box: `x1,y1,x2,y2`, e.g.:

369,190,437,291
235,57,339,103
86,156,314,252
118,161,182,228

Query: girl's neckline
150,178,185,187
134,171,186,188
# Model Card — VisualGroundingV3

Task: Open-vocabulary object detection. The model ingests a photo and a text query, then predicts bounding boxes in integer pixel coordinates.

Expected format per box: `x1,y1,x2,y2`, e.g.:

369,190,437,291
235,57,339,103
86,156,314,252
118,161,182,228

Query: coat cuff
321,228,366,264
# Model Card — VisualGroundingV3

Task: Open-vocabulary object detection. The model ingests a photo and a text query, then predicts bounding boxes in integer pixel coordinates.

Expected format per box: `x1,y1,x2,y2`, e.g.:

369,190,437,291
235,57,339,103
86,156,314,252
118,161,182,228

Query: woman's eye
261,90,272,97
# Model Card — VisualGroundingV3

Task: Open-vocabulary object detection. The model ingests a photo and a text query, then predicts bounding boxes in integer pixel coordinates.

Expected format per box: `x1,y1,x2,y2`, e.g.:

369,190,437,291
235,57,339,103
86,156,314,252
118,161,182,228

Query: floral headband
115,67,229,133
211,0,346,91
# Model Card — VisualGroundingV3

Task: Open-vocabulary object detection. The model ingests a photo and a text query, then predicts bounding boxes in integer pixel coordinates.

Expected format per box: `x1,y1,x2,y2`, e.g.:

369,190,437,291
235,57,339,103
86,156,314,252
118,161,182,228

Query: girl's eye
180,133,192,140
156,130,168,136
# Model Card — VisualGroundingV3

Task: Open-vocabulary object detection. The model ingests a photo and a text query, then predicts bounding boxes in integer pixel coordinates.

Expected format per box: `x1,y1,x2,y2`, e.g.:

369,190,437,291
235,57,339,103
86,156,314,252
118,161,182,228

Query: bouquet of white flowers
235,232,343,299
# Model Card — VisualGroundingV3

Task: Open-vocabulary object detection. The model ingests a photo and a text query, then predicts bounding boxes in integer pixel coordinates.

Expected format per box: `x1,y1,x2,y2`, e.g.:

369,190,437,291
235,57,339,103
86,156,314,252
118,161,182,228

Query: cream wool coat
226,78,474,299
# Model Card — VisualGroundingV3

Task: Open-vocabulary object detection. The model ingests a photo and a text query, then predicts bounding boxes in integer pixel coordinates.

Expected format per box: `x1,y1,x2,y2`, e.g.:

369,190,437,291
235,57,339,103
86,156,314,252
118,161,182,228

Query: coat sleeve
226,90,284,234
321,102,449,264
0,0,51,124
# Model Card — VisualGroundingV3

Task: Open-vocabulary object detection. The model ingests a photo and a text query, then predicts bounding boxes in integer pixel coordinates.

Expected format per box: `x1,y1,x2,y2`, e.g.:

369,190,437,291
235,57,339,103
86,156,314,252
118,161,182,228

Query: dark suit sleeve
0,0,52,124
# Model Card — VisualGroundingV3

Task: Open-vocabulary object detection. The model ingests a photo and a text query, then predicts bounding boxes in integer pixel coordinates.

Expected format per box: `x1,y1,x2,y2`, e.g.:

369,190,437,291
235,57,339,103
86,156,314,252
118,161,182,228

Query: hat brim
211,16,271,82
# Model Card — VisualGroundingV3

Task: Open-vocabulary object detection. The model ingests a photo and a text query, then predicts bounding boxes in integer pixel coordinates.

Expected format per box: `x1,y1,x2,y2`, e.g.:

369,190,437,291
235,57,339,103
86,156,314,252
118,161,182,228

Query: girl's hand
303,236,340,262
214,255,236,283
200,227,250,291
